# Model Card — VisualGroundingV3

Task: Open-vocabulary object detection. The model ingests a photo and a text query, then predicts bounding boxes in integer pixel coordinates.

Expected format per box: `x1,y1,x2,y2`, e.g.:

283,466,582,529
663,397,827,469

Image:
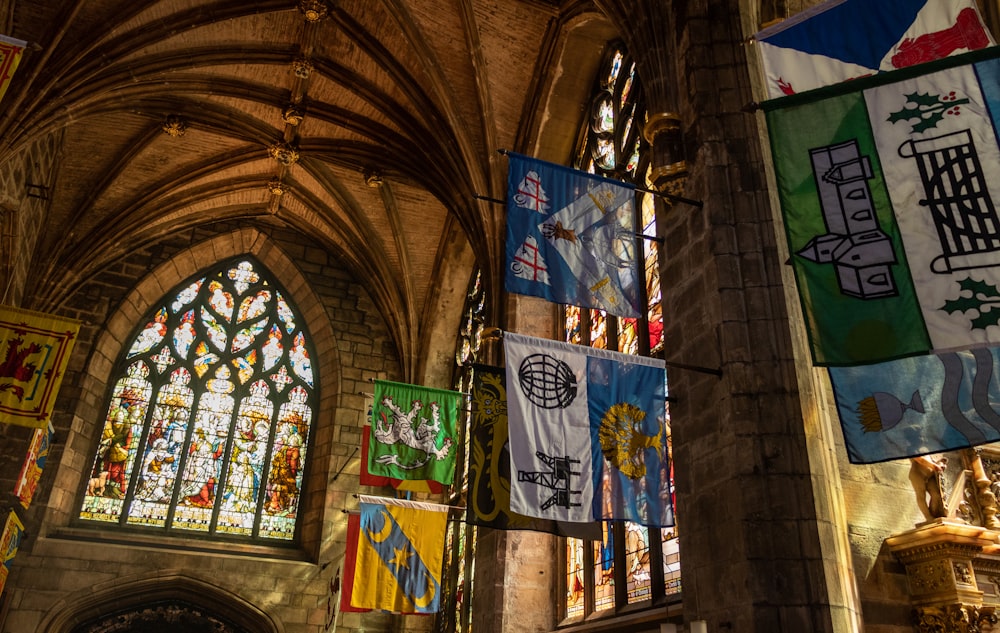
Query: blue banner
505,153,642,318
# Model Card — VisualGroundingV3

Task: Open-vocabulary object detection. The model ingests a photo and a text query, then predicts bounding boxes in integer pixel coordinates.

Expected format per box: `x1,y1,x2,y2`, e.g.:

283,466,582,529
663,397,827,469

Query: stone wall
0,225,416,633
0,130,62,306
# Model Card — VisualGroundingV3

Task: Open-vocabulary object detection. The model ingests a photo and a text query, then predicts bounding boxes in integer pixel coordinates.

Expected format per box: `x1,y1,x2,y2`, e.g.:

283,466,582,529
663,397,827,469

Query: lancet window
563,41,681,621
438,269,487,633
78,258,316,542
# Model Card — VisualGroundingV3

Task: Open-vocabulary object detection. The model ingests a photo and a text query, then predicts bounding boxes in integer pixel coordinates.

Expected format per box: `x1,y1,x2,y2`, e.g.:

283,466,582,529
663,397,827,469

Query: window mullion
613,522,628,608
208,411,239,534
119,397,156,527
252,417,281,538
164,396,202,531
648,527,665,602
583,535,596,616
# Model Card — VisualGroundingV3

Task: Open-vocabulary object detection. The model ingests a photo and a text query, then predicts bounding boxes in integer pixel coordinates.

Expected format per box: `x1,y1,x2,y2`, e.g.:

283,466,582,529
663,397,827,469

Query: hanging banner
14,421,54,508
0,511,25,595
0,35,27,105
0,305,80,429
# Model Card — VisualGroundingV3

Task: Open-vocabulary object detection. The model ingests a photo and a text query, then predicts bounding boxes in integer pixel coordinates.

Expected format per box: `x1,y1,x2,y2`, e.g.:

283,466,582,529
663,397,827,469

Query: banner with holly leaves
765,48,1000,367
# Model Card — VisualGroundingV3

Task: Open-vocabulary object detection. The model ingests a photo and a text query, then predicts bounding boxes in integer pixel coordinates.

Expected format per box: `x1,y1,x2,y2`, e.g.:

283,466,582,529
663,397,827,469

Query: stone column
594,0,864,630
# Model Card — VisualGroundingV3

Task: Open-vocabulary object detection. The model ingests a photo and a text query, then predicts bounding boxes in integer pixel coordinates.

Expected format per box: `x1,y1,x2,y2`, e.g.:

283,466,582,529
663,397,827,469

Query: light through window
438,268,487,633
562,41,680,621
78,258,316,542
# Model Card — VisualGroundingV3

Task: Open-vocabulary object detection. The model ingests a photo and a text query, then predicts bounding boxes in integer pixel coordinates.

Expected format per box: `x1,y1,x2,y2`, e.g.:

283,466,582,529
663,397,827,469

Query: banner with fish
830,346,1000,463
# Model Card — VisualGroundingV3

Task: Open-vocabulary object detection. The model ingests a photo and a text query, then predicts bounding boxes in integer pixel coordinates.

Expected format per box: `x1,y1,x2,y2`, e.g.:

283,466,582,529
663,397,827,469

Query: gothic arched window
438,268,486,633
78,258,316,543
563,42,680,621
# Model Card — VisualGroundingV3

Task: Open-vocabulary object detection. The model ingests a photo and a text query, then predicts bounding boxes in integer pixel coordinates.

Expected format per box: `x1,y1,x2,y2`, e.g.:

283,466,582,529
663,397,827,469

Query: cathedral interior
3,0,1000,632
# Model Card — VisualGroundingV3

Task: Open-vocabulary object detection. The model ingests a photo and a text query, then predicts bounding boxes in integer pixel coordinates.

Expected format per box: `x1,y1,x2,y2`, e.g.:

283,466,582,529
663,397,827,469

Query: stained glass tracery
79,258,315,542
562,40,679,622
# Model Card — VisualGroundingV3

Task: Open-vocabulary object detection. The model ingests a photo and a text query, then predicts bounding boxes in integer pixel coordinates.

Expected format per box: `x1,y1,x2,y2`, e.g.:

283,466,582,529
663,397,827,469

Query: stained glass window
561,41,680,622
438,269,486,633
79,258,316,542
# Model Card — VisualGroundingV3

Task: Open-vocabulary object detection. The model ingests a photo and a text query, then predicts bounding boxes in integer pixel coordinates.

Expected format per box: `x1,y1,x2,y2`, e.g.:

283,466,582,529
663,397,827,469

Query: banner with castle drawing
0,305,80,429
764,48,1000,462
765,48,1000,367
366,379,460,485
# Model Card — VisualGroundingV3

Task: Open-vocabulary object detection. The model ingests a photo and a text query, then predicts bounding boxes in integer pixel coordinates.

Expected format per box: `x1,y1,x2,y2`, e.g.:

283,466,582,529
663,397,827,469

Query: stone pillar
643,111,688,200
594,0,865,630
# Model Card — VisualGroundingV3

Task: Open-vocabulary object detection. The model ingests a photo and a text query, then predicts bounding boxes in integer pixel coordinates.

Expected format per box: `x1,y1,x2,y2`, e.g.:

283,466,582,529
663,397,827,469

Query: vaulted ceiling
0,0,610,377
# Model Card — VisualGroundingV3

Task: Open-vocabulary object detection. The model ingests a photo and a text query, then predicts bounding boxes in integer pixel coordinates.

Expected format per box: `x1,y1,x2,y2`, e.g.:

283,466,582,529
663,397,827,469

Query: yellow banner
351,497,448,613
0,305,80,429
0,35,26,105
14,422,53,508
0,510,24,596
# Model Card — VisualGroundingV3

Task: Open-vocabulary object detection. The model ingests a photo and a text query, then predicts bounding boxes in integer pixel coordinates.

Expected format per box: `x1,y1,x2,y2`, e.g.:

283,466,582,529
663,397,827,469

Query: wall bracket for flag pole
331,446,359,482
473,194,504,205
663,359,722,378
485,327,722,378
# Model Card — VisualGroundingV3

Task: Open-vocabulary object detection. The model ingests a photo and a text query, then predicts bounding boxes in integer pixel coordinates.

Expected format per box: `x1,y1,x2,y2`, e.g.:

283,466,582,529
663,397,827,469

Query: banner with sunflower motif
503,332,673,527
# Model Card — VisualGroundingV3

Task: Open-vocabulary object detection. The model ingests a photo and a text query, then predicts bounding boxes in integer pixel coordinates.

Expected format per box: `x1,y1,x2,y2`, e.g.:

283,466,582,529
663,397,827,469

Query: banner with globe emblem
503,332,673,527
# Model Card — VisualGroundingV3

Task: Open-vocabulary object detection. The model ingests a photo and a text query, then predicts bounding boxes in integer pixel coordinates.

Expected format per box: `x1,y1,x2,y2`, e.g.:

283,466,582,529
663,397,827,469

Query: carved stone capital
914,603,998,633
888,520,998,609
642,111,687,195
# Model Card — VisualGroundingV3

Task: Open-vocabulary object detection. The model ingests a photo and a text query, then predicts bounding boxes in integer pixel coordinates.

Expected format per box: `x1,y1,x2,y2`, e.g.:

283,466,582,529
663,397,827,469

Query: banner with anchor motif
367,380,460,485
350,495,449,613
765,48,1000,367
503,332,672,527
504,152,642,318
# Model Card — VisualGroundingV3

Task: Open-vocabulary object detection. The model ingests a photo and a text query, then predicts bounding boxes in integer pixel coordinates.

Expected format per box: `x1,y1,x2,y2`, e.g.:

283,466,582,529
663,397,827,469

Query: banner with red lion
0,305,79,429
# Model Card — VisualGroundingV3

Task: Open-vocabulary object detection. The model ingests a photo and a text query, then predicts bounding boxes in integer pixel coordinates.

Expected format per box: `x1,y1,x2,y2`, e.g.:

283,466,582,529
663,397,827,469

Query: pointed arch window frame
76,256,319,545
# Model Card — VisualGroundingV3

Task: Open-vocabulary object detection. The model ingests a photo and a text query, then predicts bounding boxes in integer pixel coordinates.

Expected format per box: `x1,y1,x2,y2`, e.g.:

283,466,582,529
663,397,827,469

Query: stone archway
38,573,282,633
70,600,248,633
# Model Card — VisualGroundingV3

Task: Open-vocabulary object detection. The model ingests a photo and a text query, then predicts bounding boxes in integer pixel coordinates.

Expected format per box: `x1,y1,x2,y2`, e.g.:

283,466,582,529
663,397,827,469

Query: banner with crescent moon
350,495,449,613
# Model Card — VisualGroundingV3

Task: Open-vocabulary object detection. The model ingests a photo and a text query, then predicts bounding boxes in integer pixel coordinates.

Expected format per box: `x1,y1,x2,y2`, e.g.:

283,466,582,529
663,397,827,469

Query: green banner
368,380,460,485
